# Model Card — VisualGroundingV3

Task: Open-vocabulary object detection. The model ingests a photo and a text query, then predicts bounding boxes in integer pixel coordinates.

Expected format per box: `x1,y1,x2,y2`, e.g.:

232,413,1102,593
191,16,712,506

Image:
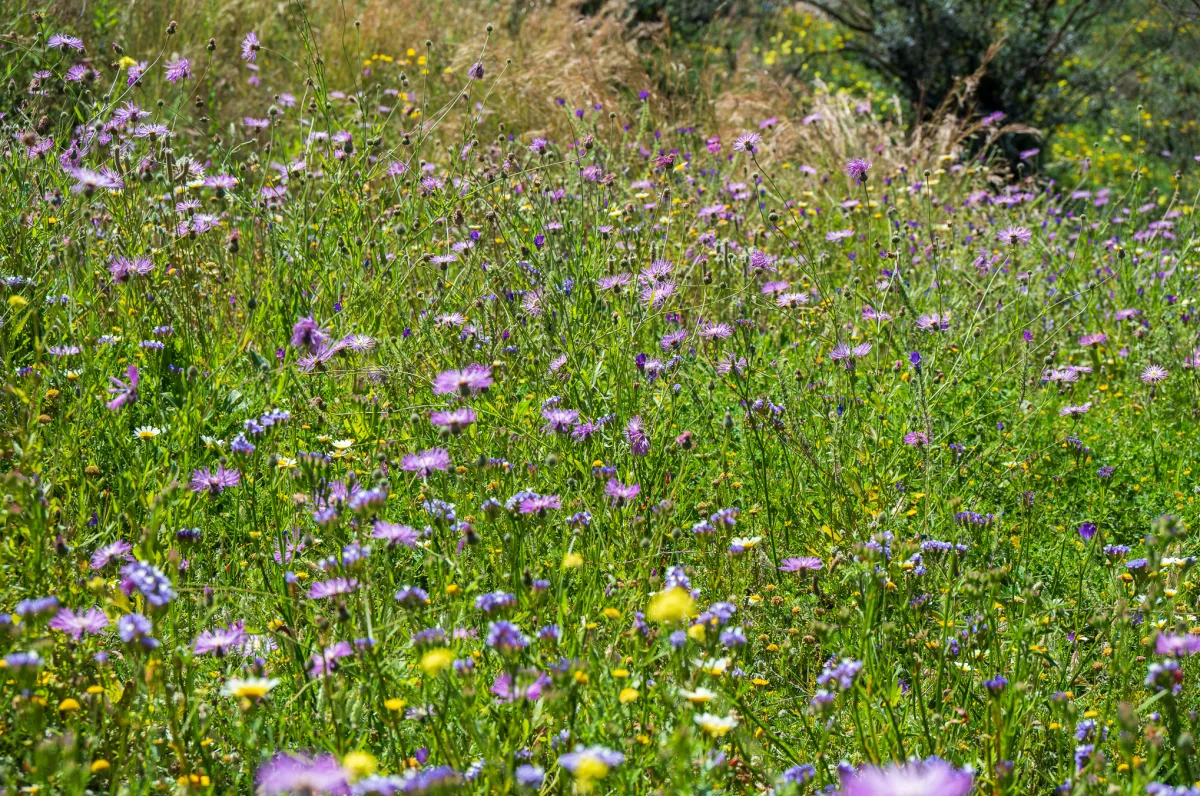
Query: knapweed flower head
400,448,451,477
1156,634,1200,657
105,365,139,411
998,225,1032,246
190,465,240,496
840,756,973,796
193,620,248,656
844,158,872,184
731,132,761,153
256,753,349,795
1142,364,1169,384
307,578,359,600
48,607,109,639
779,556,823,572
432,364,493,397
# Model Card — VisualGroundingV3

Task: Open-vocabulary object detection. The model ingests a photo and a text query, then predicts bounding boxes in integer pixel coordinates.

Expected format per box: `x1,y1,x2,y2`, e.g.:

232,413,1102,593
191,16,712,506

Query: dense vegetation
1,2,1200,794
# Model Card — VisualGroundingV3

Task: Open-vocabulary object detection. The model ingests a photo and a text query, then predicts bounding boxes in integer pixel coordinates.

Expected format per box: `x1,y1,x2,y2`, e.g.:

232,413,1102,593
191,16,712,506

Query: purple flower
430,407,477,432
816,658,862,691
781,764,816,786
515,764,545,788
307,578,359,600
193,620,248,656
998,225,1032,246
372,521,419,548
541,408,580,434
1142,364,1169,384
844,158,872,184
164,58,192,83
605,478,641,505
518,494,561,516
486,620,529,653
290,315,330,354
626,416,650,456
830,342,872,368
106,365,139,411
119,561,174,607
1156,634,1200,657
395,586,429,607
117,613,158,648
476,591,517,614
1077,522,1097,541
840,757,972,796
1146,659,1183,693
241,31,260,62
731,132,761,152
48,34,85,51
256,753,349,795
91,539,132,569
432,364,493,397
190,466,240,496
309,641,355,677
49,607,109,640
779,556,823,572
491,670,551,703
400,448,451,477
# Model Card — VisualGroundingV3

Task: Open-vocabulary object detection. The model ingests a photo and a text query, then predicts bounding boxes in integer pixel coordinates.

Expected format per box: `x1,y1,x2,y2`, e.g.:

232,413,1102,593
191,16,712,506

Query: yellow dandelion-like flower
342,751,376,781
618,687,639,704
646,587,695,623
419,648,455,677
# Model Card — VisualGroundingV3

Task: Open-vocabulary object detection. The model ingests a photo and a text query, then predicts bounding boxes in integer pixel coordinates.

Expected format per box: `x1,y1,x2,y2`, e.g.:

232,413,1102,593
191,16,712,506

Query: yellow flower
8,295,28,309
687,624,707,642
646,587,695,623
618,687,639,704
694,712,739,737
562,552,584,569
693,656,729,676
571,757,611,792
602,608,621,620
224,677,279,701
91,760,111,773
677,687,717,705
419,648,455,677
58,698,81,712
342,751,376,781
384,698,406,712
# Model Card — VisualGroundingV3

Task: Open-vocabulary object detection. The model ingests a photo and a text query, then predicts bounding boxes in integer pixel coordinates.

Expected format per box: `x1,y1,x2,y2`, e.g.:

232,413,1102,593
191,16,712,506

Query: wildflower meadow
2,2,1200,794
